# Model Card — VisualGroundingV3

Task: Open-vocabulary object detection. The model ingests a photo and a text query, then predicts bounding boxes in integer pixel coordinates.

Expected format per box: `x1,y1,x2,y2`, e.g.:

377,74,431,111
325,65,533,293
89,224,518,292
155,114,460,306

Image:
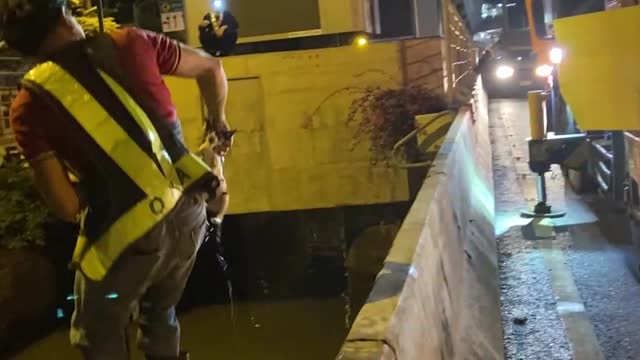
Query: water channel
8,204,406,359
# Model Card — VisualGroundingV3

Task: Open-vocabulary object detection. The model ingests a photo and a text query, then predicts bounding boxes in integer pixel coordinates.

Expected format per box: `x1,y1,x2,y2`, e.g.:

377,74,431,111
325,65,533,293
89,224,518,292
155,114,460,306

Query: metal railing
390,110,455,169
442,0,476,104
0,56,27,144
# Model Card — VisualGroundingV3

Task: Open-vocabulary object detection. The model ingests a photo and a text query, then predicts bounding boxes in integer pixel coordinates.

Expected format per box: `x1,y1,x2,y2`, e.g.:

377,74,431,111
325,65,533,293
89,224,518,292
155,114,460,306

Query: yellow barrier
528,91,546,140
554,5,640,130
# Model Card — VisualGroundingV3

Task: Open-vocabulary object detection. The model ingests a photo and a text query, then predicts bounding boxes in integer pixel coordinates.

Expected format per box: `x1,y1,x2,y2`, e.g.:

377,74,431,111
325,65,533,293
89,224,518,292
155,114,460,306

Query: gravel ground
565,223,640,360
491,100,573,360
491,99,640,360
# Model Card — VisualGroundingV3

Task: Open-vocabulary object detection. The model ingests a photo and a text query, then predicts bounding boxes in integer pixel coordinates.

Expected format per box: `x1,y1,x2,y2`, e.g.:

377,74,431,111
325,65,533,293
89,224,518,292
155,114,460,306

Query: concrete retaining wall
166,38,447,215
338,78,502,360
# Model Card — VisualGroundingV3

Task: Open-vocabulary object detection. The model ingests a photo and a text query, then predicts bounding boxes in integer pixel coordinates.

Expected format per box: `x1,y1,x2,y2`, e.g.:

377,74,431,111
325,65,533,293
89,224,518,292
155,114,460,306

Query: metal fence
442,0,477,103
0,56,27,147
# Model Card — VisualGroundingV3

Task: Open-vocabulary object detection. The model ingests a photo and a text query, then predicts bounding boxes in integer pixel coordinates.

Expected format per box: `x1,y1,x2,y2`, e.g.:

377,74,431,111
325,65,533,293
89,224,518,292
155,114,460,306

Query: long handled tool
95,0,104,33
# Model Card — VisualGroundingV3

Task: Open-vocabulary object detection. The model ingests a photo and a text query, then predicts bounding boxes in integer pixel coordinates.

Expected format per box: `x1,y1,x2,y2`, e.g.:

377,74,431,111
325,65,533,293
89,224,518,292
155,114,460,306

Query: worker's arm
173,45,229,134
30,153,82,223
10,91,82,223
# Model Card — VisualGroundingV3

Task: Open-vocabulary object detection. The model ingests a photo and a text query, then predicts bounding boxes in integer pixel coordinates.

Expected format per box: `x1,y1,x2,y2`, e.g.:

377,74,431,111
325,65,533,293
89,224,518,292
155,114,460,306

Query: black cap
0,0,66,55
199,10,239,57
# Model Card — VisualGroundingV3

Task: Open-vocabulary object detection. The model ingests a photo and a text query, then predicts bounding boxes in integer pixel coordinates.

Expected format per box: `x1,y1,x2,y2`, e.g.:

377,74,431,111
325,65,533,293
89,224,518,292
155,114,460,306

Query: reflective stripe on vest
98,71,182,187
24,61,210,280
97,69,213,192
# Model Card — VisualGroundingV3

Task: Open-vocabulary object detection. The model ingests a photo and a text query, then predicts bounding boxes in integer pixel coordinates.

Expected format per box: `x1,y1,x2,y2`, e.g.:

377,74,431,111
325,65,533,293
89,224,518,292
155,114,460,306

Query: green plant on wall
69,0,119,35
304,82,448,165
346,85,447,164
0,154,51,249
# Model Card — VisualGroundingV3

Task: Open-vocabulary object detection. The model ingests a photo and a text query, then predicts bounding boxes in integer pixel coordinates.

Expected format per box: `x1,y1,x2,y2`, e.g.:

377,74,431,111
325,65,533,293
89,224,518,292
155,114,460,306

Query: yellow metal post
528,90,546,140
523,90,566,218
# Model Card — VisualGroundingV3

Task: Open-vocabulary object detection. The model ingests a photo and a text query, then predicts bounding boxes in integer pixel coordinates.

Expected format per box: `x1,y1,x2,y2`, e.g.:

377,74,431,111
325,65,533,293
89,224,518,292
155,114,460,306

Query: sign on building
159,0,186,33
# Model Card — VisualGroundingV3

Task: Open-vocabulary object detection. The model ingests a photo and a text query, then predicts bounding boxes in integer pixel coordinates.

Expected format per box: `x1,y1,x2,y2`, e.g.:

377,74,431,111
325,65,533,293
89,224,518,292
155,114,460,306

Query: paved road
492,99,640,360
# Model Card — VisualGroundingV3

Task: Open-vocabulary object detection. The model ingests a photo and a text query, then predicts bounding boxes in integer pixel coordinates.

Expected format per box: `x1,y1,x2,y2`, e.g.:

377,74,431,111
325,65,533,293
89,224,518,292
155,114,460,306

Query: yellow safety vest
23,61,213,281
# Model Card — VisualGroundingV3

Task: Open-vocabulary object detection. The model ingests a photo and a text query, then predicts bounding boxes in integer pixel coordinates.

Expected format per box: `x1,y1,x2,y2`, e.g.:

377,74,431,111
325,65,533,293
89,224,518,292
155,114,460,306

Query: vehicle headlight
496,65,515,79
549,47,563,64
535,64,554,77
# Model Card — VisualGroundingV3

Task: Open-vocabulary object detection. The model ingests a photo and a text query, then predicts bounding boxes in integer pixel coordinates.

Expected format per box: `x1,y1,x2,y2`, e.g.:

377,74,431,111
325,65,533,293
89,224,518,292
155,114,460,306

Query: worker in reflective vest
3,1,232,359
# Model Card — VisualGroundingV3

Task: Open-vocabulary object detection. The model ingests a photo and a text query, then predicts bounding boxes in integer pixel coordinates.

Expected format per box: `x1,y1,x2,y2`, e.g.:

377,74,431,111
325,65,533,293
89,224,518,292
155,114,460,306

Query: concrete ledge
337,77,502,360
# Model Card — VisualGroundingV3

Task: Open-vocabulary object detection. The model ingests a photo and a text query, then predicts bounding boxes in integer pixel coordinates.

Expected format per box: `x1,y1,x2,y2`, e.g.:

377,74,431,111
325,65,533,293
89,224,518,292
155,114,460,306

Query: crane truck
520,0,640,265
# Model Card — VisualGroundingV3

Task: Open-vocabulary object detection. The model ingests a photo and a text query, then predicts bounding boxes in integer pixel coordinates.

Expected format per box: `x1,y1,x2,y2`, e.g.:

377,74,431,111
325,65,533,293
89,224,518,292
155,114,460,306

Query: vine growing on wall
346,84,447,164
302,65,449,165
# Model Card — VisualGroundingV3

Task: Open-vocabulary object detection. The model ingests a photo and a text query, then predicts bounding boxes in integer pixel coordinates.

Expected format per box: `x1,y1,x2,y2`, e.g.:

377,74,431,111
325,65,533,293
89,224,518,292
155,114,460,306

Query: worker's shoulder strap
85,34,191,157
26,41,176,180
23,58,182,187
84,34,215,190
23,40,164,164
85,34,133,97
85,34,154,119
24,37,213,189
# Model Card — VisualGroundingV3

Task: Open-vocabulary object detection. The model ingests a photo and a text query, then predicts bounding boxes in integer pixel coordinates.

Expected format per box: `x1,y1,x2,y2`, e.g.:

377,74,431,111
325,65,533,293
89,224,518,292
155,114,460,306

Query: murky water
7,206,404,359
10,255,353,359
11,297,350,360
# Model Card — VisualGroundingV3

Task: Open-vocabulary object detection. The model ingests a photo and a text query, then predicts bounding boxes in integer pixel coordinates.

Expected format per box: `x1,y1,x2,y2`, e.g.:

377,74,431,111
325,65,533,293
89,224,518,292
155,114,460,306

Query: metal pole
612,131,627,201
537,173,548,203
548,71,558,133
502,0,509,31
97,0,105,33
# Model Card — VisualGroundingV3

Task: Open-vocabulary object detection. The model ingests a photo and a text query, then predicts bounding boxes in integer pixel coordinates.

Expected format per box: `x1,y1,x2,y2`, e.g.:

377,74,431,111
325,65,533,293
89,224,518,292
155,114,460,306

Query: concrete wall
338,77,502,359
182,0,211,48
402,38,445,91
166,38,447,214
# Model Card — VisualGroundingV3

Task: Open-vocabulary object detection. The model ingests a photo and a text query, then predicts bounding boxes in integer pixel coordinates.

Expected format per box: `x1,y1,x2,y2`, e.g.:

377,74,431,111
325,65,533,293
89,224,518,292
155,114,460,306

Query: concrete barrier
337,78,502,360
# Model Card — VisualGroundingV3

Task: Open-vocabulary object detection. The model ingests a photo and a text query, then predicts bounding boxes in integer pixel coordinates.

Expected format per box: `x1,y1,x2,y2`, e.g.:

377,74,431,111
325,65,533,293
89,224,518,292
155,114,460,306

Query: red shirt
10,28,181,166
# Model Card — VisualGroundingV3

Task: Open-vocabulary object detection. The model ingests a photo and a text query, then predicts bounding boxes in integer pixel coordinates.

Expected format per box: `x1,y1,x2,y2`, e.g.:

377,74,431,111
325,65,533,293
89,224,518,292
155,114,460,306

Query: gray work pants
70,193,207,359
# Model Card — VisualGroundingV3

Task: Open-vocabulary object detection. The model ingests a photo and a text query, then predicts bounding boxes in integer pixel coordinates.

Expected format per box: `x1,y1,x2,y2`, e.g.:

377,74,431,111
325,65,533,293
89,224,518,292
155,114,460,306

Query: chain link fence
0,56,30,148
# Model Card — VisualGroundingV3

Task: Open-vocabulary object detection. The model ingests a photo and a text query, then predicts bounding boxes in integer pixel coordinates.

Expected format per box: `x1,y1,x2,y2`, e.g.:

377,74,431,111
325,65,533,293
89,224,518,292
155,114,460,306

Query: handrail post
97,0,105,33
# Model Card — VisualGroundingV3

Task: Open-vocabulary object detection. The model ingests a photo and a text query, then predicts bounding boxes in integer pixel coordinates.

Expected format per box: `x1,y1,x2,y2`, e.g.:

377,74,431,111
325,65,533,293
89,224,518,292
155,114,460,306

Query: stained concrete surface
491,99,640,360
